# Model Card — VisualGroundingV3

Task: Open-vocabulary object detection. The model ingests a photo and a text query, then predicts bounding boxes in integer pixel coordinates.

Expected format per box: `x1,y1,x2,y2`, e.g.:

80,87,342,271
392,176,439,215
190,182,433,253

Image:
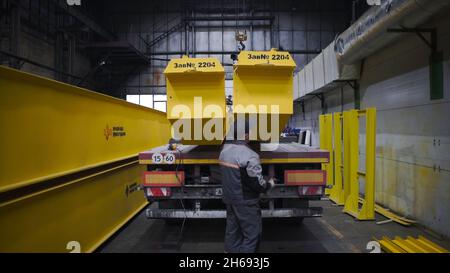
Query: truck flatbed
139,143,329,220
139,143,329,165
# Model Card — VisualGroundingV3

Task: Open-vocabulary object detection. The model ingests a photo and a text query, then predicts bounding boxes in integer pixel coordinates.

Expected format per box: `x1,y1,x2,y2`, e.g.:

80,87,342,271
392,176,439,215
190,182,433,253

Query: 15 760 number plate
151,153,176,165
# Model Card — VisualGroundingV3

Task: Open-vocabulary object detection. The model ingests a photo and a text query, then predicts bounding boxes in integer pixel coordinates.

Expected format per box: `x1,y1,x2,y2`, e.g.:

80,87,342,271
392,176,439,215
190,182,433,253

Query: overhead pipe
335,0,450,65
147,49,321,56
184,16,275,21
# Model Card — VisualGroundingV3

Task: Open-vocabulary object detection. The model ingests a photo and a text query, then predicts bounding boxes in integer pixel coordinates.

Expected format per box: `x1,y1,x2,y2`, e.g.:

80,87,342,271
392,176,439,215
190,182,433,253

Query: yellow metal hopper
165,56,226,145
233,49,297,142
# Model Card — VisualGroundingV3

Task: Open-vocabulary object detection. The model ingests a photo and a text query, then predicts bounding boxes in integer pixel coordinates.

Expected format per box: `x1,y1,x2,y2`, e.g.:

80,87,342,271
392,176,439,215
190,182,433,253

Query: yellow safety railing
320,108,377,220
328,112,345,205
319,114,333,194
342,108,376,220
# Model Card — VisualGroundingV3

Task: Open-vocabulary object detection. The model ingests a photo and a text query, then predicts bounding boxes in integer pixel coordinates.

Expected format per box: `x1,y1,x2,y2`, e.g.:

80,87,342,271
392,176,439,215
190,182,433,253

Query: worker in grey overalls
219,120,275,253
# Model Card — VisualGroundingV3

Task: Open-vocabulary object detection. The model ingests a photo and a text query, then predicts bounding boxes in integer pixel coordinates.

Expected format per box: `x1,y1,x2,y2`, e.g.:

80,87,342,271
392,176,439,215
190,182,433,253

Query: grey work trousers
224,203,262,253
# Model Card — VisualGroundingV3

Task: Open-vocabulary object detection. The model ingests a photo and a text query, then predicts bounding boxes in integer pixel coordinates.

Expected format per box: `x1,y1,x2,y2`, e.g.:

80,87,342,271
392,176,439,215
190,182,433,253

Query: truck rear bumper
146,207,323,219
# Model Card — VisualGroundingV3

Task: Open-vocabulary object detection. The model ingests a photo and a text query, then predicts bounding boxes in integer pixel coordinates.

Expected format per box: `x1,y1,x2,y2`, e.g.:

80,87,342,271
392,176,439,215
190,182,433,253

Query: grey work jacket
219,141,270,205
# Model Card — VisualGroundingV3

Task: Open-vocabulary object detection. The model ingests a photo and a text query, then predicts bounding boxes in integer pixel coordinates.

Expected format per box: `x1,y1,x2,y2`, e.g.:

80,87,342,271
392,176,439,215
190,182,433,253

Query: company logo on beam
125,183,140,198
104,125,127,140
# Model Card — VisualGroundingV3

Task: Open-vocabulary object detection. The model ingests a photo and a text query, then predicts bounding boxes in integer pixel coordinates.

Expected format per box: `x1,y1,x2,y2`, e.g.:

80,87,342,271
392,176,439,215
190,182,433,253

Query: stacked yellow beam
358,197,417,226
0,66,171,252
378,236,449,253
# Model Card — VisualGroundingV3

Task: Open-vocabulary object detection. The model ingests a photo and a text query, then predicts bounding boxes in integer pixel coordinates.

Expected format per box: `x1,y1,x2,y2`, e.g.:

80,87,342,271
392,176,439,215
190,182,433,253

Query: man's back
219,141,269,205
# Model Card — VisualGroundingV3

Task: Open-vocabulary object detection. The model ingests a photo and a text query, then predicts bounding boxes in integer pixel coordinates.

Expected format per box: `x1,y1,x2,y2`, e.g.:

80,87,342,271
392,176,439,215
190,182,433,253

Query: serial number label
179,257,270,271
174,62,196,69
198,62,216,68
247,53,290,61
248,53,270,60
173,62,216,69
271,54,290,60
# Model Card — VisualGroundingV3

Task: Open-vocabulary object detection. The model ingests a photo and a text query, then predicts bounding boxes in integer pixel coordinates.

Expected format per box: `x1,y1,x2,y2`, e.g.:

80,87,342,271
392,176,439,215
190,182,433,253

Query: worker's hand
267,178,275,189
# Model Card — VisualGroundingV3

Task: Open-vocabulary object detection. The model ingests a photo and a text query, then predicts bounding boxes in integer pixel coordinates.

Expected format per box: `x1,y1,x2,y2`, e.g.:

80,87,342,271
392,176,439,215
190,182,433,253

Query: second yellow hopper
233,49,297,142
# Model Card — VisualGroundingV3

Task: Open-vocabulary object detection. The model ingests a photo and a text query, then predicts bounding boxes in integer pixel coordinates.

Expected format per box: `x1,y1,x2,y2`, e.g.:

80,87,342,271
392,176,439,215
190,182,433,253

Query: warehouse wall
292,12,450,238
14,30,90,82
17,31,56,79
0,0,92,86
99,0,352,97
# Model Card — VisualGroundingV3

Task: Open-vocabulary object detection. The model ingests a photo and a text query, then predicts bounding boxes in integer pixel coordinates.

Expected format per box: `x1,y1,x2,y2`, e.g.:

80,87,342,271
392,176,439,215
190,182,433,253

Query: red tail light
298,186,323,196
146,187,172,198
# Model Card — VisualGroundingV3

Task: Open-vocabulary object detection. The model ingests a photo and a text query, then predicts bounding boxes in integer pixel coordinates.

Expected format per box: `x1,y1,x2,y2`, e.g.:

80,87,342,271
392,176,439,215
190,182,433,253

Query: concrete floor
99,200,450,253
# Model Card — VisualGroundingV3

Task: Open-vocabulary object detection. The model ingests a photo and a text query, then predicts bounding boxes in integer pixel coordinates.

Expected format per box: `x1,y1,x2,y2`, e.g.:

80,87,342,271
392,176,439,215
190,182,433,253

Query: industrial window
140,95,154,109
153,95,167,112
126,95,167,113
126,95,140,105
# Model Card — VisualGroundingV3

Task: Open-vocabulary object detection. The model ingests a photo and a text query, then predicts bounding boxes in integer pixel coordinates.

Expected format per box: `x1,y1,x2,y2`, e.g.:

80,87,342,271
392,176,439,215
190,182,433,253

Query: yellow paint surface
0,66,171,252
0,66,171,192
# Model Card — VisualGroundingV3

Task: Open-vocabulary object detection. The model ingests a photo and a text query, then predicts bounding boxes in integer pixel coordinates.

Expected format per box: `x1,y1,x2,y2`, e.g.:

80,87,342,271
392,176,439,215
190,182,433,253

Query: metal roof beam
51,0,116,41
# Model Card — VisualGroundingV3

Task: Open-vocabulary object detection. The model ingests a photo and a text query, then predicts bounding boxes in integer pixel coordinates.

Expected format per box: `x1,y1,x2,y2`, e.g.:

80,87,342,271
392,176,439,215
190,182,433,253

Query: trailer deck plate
139,143,329,165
